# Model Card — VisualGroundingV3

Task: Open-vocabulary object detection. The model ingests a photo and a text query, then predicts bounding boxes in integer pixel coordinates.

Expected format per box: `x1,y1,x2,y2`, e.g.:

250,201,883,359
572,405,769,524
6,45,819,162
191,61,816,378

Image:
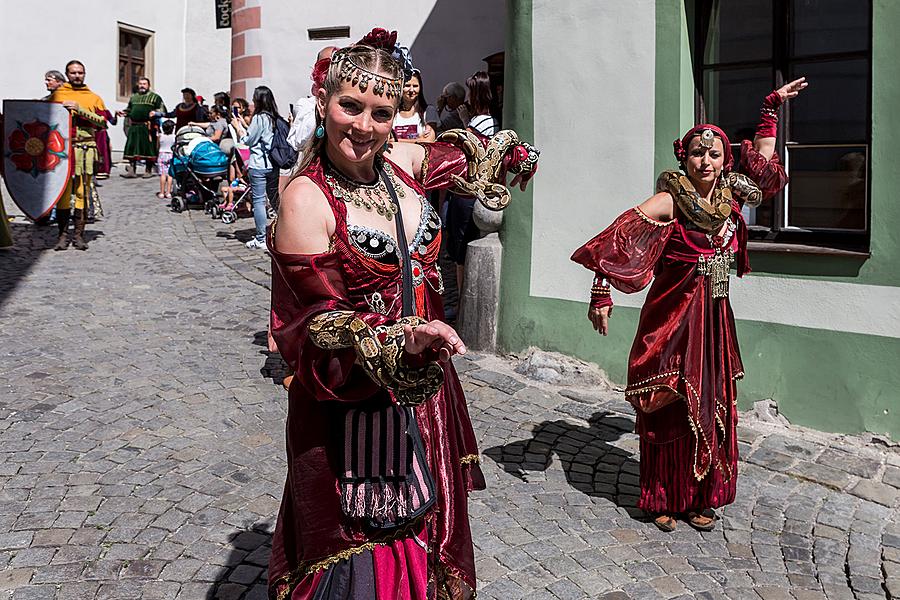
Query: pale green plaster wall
499,0,900,439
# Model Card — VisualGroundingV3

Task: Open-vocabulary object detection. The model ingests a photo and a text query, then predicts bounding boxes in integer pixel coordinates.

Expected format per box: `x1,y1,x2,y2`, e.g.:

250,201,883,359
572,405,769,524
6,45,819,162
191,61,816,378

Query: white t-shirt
392,106,438,140
158,133,175,155
468,114,498,137
287,96,317,151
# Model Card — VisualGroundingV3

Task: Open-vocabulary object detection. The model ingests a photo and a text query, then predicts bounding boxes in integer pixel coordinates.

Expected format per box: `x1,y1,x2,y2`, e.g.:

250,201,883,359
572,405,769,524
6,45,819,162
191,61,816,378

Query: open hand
403,320,466,362
776,77,808,103
61,101,79,111
588,305,613,336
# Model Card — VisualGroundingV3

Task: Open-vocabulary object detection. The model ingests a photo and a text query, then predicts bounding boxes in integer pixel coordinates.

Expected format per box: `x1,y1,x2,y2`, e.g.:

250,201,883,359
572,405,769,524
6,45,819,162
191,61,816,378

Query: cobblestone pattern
1,178,898,599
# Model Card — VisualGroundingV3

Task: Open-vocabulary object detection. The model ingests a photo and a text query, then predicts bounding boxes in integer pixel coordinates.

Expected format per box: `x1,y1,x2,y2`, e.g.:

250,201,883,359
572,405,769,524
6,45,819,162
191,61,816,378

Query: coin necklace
325,157,405,222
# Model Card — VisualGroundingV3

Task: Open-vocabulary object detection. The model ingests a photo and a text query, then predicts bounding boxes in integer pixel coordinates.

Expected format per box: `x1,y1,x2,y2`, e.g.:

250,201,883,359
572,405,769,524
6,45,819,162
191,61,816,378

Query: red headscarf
673,124,733,172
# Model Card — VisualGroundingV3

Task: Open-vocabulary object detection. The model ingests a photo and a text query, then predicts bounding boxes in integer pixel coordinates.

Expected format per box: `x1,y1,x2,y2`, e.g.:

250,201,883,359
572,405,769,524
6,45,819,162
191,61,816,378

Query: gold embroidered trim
416,142,431,182
459,453,480,465
633,206,675,227
273,521,424,600
625,370,680,391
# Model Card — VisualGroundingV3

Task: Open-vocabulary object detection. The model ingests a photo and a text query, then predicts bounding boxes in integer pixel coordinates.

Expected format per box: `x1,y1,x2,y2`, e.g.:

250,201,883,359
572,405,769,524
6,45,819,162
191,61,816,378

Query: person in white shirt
392,70,437,142
465,70,499,136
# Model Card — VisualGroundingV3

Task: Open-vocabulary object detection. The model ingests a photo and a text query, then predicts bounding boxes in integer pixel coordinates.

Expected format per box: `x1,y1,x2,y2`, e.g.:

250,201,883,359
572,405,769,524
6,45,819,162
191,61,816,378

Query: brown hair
466,71,493,116
291,44,403,177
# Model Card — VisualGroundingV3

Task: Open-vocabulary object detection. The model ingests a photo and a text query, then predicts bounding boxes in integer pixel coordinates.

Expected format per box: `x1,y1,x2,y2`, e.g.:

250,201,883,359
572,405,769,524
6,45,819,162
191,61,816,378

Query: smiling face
402,76,421,108
318,78,398,164
685,135,725,186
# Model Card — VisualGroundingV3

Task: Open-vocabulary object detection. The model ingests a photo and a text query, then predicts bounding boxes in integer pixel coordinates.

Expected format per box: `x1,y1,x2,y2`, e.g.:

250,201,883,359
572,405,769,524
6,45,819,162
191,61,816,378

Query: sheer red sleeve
739,139,788,199
270,250,387,403
416,141,472,191
570,208,676,294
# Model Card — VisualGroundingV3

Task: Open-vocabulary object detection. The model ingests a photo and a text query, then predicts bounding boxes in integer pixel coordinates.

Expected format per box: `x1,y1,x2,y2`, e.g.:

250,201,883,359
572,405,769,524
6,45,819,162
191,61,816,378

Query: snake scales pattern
308,311,445,406
436,128,534,212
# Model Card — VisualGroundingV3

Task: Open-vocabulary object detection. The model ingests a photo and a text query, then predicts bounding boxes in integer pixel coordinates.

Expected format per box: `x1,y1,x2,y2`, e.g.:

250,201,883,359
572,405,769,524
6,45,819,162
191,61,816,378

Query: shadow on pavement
253,330,291,387
0,221,83,310
216,227,256,243
483,411,646,518
206,525,272,599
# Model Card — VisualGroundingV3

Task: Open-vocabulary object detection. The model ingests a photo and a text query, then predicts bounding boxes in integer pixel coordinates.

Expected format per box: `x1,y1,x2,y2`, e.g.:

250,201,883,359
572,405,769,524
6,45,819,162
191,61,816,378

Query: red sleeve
416,141,471,191
270,250,387,403
570,208,675,293
739,139,788,199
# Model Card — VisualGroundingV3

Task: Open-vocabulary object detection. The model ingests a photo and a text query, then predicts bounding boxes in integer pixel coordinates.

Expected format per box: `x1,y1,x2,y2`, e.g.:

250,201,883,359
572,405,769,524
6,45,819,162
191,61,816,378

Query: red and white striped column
230,0,264,102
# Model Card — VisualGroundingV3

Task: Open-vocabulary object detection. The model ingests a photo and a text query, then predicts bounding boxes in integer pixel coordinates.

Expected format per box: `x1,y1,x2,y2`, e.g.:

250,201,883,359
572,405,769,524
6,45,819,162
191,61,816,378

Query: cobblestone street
1,176,899,600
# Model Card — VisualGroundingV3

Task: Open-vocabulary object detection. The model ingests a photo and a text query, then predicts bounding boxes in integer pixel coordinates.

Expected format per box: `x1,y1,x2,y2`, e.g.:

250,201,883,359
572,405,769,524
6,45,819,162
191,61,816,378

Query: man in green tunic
118,77,166,178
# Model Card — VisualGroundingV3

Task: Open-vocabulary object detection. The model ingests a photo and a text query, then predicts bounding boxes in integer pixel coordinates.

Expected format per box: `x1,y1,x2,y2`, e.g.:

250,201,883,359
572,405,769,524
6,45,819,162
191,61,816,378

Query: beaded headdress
331,48,404,99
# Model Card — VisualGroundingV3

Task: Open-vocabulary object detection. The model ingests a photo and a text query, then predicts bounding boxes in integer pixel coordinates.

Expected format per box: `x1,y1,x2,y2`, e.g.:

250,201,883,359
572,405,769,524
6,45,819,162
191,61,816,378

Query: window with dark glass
696,0,871,250
118,28,149,100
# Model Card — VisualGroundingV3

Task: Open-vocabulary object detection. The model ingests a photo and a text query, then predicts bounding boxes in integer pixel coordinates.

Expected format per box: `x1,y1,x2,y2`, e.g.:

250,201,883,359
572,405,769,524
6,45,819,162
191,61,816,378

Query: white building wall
529,0,658,301
0,0,230,158
258,2,505,115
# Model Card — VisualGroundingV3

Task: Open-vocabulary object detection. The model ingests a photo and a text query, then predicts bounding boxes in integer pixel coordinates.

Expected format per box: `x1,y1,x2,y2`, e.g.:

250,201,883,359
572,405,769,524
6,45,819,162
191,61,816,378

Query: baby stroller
212,128,276,225
169,125,230,213
211,144,253,224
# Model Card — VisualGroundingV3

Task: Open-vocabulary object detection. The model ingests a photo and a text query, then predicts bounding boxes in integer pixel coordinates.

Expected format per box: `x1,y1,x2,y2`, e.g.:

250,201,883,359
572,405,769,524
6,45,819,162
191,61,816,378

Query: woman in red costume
571,78,807,533
266,30,538,599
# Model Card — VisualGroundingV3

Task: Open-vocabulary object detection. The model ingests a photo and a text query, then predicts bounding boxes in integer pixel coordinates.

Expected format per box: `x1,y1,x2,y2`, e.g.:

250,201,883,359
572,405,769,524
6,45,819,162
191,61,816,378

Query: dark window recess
696,0,871,251
118,28,149,99
308,27,351,41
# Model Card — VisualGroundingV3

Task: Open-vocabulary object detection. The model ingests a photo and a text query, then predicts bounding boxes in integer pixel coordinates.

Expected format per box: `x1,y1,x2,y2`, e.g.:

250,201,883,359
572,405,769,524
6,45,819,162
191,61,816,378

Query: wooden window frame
694,0,872,253
117,23,154,103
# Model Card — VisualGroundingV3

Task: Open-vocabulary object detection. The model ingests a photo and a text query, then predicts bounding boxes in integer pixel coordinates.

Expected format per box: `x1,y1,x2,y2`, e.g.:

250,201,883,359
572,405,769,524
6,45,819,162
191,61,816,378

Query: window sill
747,241,870,258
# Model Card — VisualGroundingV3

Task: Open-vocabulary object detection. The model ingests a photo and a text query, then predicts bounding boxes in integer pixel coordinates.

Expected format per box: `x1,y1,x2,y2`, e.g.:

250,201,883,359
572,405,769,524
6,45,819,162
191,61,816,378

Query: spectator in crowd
213,91,231,114
153,87,203,131
42,70,66,100
231,85,280,250
231,97,252,128
392,69,437,142
443,70,500,301
156,120,176,200
118,77,166,178
435,81,466,132
465,70,499,136
287,46,338,153
191,105,231,153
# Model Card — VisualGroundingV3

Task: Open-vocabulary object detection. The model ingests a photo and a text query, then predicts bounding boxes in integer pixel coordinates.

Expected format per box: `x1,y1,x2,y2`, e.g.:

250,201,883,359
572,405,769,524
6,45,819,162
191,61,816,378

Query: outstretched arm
754,77,808,160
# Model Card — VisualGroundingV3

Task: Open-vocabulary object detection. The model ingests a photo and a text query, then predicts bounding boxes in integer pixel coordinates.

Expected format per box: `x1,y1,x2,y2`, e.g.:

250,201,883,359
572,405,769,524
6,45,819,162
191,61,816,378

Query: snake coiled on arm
308,311,445,406
436,128,539,211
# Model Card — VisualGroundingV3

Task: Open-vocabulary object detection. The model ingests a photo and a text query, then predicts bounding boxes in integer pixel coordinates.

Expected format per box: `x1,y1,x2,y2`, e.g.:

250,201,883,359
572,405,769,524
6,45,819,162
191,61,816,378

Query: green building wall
498,0,900,439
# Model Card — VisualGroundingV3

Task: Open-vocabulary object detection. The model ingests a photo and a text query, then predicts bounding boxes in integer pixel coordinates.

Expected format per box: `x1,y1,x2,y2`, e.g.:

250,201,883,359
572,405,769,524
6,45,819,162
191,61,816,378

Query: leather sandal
653,514,677,532
687,511,716,531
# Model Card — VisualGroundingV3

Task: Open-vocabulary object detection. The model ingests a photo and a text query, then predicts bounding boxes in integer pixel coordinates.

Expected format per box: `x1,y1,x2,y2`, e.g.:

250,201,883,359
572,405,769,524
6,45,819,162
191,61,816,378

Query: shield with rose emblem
2,99,72,220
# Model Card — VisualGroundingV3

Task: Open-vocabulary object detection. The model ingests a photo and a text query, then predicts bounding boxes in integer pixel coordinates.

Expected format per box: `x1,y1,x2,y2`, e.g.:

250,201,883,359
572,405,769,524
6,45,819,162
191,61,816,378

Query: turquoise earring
315,123,325,139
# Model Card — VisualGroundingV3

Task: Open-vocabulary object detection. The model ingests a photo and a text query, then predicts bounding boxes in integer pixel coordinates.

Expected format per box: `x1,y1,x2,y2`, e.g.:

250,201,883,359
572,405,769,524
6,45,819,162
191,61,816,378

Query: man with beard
118,77,166,178
49,60,108,250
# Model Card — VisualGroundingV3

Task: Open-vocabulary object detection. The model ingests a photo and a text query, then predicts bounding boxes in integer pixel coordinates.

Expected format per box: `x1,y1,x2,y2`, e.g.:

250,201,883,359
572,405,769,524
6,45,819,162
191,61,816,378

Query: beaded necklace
324,158,406,222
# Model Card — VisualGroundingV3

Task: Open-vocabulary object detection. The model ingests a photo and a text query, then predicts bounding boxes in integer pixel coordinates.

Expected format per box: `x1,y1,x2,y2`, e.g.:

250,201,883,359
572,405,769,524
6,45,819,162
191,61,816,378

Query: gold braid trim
272,520,425,600
632,207,675,227
308,310,444,405
459,453,480,465
416,142,431,183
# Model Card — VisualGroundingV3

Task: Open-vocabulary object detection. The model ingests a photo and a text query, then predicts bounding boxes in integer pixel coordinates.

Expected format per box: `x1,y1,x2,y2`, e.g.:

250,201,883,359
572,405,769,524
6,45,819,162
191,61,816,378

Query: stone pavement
1,176,898,600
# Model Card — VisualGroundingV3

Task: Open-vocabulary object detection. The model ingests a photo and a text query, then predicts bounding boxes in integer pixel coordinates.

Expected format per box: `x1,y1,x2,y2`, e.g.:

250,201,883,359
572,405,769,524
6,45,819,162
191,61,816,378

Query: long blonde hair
290,45,403,179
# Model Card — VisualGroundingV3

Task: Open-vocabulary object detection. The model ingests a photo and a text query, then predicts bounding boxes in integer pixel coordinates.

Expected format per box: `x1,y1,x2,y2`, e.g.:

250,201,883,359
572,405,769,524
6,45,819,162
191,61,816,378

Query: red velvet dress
267,147,483,600
571,142,787,514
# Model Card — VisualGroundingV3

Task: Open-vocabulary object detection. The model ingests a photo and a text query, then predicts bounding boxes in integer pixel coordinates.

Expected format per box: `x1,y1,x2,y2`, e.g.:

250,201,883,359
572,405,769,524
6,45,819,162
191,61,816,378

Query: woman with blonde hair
267,28,538,599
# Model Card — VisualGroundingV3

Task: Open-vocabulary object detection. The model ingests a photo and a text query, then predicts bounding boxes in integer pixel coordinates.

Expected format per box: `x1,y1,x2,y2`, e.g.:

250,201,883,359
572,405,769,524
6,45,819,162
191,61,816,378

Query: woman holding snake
571,78,807,533
266,29,537,600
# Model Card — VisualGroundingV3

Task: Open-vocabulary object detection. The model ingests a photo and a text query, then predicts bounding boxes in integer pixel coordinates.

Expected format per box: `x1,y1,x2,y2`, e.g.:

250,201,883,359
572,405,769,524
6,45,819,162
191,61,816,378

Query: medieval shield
2,99,72,221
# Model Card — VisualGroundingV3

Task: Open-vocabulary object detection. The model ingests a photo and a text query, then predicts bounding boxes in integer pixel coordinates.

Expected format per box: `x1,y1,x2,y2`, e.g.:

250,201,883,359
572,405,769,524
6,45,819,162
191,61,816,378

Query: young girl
156,120,176,199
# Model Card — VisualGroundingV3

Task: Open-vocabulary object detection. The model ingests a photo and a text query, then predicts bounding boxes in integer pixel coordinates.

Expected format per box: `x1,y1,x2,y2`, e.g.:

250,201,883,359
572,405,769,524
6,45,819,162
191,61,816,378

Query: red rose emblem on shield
7,119,67,178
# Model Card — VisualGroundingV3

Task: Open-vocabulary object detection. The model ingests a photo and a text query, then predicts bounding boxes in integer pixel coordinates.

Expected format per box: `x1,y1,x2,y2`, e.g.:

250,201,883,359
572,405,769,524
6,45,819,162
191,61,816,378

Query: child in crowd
156,120,176,199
